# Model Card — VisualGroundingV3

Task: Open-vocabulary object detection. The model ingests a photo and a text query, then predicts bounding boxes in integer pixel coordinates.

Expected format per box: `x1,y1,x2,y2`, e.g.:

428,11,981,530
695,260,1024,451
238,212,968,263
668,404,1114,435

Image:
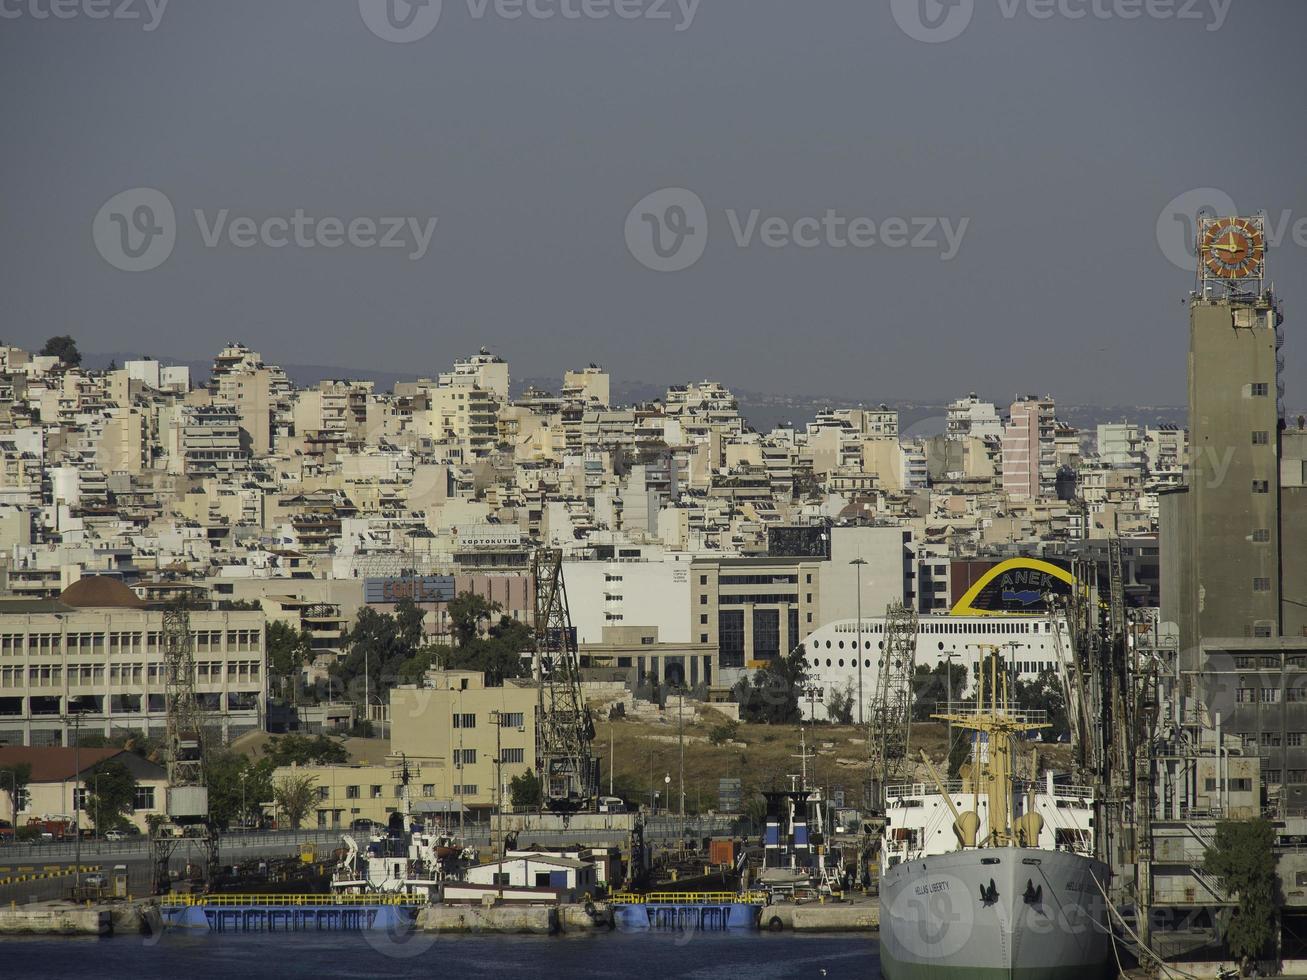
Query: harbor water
1,930,879,979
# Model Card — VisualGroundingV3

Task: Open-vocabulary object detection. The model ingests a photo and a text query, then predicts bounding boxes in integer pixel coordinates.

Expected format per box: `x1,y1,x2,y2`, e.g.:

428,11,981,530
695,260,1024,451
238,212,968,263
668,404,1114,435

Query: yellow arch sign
950,558,1077,617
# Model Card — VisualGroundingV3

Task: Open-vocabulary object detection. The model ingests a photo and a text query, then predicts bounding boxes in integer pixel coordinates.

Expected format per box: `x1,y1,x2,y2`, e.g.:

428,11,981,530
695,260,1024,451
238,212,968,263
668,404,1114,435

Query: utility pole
70,705,81,891
850,558,867,726
944,650,959,768
678,691,685,824
490,709,503,859
609,736,614,797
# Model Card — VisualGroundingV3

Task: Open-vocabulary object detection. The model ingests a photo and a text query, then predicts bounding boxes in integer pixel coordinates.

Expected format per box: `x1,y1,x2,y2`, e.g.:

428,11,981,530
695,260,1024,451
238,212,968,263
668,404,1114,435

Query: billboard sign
364,576,456,604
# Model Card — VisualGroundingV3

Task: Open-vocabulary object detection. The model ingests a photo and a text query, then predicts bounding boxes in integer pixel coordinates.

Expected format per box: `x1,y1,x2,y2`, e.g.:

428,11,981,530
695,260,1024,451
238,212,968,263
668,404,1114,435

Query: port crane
151,599,219,894
531,549,597,813
867,601,919,809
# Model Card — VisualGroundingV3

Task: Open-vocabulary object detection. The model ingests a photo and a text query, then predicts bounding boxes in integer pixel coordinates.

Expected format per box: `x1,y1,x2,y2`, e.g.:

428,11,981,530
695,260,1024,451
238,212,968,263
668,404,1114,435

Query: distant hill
86,351,1195,433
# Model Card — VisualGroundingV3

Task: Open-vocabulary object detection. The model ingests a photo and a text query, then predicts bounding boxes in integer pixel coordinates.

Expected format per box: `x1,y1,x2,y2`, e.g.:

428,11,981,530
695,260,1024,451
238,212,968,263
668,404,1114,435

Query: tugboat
878,653,1111,979
331,758,476,900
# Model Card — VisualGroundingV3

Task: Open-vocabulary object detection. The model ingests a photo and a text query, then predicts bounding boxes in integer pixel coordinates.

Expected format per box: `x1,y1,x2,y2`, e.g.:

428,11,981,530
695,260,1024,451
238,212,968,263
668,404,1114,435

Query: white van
597,796,626,814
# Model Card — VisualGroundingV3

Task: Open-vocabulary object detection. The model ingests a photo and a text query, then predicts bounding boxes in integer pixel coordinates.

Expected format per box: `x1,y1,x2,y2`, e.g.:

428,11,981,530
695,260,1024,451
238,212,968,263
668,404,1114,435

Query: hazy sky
3,0,1305,406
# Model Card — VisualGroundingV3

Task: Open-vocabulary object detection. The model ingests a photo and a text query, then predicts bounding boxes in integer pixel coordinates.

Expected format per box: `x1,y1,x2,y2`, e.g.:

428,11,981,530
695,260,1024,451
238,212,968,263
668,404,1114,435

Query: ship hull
879,847,1111,980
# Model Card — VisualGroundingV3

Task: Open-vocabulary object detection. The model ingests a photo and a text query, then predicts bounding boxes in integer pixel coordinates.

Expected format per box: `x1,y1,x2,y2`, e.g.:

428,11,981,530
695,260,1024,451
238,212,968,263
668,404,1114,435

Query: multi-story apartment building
1002,395,1057,500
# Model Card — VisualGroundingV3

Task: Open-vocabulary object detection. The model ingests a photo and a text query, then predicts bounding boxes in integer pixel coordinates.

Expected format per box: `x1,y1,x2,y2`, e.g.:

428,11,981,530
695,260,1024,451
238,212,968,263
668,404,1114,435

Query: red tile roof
0,746,125,783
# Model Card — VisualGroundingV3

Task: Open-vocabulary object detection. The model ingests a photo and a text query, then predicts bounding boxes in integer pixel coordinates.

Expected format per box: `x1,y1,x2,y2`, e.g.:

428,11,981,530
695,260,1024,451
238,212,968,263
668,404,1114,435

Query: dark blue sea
2,931,879,979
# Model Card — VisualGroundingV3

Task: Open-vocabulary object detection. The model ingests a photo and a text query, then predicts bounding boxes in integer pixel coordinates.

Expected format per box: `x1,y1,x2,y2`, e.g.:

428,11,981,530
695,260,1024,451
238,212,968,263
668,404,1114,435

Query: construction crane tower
151,599,219,894
531,549,597,813
868,601,920,808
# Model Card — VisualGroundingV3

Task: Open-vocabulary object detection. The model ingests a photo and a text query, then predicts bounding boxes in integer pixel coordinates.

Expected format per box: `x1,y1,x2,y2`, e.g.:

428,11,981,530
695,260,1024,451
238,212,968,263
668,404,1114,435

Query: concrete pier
759,902,879,932
416,904,558,934
0,902,111,936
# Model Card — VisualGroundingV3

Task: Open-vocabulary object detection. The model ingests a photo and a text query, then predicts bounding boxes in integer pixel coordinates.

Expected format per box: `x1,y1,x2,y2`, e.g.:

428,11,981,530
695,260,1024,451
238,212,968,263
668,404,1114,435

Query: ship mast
932,645,1047,847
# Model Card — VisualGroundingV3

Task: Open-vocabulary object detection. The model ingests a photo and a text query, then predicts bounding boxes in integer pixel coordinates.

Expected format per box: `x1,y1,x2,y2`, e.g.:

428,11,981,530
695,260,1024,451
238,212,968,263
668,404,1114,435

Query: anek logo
358,0,442,43
94,188,439,272
93,187,177,272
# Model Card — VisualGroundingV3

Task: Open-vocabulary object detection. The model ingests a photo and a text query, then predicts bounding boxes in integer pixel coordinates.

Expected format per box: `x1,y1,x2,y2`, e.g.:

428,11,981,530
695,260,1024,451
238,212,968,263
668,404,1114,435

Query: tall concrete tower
1186,291,1285,644
1163,215,1287,653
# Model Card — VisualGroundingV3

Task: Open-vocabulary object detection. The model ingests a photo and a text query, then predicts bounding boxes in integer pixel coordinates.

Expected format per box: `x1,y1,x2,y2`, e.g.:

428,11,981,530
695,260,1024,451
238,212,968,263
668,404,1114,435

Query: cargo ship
878,655,1111,979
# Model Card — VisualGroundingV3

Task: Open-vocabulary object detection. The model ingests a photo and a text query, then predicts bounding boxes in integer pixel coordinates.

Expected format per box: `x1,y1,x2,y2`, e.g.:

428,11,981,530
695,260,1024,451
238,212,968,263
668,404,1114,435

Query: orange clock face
1201,217,1265,280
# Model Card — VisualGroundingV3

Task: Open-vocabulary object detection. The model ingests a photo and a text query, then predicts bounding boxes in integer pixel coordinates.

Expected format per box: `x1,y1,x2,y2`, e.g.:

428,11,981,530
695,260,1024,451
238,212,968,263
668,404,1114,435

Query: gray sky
2,0,1305,406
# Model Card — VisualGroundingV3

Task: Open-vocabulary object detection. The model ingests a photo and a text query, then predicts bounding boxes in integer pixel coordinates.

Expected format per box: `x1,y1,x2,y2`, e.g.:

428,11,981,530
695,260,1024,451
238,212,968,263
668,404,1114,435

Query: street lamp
850,558,867,726
239,769,249,830
1,768,15,831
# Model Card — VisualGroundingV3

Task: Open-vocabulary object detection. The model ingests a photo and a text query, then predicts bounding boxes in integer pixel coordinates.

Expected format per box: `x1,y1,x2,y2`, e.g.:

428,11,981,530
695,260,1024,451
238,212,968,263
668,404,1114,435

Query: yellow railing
608,891,766,906
163,893,428,908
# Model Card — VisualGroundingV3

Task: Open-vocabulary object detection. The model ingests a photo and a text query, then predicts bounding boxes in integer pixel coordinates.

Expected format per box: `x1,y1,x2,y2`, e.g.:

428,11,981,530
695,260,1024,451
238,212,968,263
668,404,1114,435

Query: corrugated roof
0,746,124,783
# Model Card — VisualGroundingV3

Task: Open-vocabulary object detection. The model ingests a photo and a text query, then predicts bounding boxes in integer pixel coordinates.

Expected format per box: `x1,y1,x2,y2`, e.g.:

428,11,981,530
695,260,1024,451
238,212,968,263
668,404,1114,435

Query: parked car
104,829,129,842
350,818,380,832
81,872,107,889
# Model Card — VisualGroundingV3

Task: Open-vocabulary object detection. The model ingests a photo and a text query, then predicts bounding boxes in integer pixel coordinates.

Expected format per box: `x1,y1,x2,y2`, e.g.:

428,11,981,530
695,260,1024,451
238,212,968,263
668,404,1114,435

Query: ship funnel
954,811,980,849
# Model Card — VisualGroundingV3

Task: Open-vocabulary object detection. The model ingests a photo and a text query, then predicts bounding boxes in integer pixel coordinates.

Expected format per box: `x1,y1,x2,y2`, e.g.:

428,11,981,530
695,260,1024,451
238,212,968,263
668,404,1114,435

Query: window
456,748,477,766
371,785,383,799
453,784,477,796
1289,733,1305,747
1252,528,1271,543
1230,779,1253,793
1251,382,1270,396
497,712,524,728
422,784,435,797
1253,480,1270,494
1291,688,1307,703
1252,430,1269,445
501,748,524,764
1236,688,1255,703
346,785,360,799
453,713,476,729
134,786,155,809
1253,577,1272,592
700,614,708,625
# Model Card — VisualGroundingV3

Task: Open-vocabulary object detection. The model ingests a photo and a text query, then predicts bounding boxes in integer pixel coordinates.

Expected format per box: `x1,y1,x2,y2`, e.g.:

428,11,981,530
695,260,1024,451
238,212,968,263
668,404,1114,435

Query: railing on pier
162,892,428,907
608,891,766,906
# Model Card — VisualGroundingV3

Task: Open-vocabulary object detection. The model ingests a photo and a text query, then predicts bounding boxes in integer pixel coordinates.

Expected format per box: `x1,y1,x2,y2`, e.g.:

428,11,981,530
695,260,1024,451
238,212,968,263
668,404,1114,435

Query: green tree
913,661,970,721
825,678,856,725
206,750,274,829
83,759,137,832
333,606,412,702
1016,668,1070,741
733,645,808,724
0,762,32,829
447,592,501,647
394,598,426,651
1204,818,1279,965
267,621,312,705
509,768,542,808
40,334,81,366
272,773,319,830
444,614,531,685
263,733,348,767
